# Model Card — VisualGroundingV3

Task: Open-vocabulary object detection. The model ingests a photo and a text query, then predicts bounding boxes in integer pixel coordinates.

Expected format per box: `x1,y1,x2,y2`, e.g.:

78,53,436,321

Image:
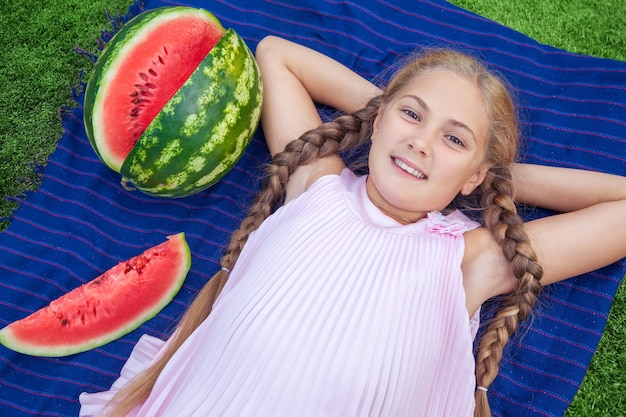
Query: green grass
1,0,625,415
451,0,626,62
0,0,134,229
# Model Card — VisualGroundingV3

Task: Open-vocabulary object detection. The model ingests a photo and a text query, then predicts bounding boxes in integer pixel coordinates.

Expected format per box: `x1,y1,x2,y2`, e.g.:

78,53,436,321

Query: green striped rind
120,29,262,198
83,6,224,171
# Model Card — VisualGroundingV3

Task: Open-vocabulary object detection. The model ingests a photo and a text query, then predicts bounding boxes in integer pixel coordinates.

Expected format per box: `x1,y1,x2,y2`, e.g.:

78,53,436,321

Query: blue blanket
1,0,625,415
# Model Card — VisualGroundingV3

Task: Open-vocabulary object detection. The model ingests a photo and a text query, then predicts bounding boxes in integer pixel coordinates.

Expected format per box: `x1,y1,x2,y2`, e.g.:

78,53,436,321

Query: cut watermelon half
84,7,227,171
83,6,263,198
0,233,191,357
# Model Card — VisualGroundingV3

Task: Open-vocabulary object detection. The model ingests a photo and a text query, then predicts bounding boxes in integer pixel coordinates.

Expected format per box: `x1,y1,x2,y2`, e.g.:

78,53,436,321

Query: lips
392,157,427,179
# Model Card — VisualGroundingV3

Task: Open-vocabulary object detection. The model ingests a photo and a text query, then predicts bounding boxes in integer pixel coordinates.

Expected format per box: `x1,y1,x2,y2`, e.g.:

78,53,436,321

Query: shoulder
284,155,345,203
462,227,516,316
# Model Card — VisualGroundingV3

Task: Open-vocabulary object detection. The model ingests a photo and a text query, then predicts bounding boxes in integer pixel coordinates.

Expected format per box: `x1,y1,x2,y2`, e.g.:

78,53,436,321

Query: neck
365,176,421,224
371,200,413,224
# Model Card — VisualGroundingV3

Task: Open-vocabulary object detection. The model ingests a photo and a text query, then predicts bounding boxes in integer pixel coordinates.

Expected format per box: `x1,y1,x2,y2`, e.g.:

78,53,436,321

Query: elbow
255,35,287,67
254,36,293,86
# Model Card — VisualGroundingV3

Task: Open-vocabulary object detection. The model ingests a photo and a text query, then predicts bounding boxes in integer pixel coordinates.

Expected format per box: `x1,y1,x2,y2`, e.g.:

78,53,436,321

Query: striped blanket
1,0,625,416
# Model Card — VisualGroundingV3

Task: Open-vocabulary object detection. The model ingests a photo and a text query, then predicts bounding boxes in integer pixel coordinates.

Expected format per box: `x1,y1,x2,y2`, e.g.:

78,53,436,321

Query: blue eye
447,135,465,147
403,109,420,121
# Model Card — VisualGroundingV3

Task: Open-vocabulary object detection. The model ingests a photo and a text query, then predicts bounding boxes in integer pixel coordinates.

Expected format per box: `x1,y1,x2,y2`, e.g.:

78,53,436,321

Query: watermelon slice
0,233,191,357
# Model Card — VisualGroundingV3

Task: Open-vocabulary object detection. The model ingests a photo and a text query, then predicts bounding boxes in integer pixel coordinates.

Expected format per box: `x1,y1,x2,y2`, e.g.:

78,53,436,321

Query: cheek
367,141,383,169
440,157,481,187
368,132,389,157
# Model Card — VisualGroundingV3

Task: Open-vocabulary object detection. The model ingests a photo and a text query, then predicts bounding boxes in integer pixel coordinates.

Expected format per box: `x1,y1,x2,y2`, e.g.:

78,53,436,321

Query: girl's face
367,69,491,223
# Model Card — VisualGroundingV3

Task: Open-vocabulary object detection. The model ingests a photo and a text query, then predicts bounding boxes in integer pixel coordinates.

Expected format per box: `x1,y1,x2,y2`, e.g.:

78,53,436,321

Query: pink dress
80,169,481,416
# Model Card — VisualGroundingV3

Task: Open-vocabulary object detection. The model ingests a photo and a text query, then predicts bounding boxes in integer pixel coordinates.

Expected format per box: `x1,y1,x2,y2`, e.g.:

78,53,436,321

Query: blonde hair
104,49,542,417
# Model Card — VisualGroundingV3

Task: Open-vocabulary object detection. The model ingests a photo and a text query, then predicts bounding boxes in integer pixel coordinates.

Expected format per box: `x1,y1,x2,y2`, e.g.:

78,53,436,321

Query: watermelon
0,233,191,357
84,6,263,198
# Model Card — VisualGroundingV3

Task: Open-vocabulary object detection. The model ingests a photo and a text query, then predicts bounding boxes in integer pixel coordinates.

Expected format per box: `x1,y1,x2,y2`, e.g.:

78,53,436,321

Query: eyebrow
403,94,478,144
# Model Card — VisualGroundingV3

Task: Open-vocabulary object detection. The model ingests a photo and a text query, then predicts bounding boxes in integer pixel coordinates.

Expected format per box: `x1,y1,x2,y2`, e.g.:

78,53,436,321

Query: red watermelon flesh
97,12,226,169
0,233,191,357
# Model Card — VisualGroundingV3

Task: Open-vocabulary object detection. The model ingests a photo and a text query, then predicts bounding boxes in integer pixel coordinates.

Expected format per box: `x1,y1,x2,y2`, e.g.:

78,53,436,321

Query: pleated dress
80,168,481,417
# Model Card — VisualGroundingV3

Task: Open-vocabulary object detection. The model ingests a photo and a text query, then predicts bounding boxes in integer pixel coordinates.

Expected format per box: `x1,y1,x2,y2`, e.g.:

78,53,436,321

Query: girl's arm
513,163,626,211
255,36,381,156
512,163,626,286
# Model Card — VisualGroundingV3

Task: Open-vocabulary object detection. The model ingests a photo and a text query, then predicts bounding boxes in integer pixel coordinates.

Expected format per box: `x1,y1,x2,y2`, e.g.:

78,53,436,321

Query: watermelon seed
129,92,139,97
141,91,154,98
158,55,165,65
145,83,158,90
148,68,158,77
139,72,150,82
61,319,68,326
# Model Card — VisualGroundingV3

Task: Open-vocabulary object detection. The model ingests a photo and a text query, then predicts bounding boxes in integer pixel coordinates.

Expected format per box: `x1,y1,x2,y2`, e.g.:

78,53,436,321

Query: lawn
1,0,624,415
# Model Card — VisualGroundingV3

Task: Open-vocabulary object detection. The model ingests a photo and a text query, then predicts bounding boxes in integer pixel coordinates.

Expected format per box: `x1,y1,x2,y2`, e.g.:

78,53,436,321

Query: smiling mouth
393,158,427,179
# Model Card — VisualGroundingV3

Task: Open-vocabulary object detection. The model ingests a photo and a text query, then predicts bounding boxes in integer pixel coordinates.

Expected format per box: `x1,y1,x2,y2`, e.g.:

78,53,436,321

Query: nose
408,130,434,157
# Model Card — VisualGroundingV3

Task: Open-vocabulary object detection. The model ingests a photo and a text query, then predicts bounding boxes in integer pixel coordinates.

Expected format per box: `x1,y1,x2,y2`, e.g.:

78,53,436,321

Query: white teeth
394,158,426,179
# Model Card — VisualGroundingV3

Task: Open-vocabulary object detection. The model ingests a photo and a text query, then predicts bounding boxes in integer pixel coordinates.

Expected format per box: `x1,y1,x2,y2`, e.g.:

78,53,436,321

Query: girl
80,36,626,417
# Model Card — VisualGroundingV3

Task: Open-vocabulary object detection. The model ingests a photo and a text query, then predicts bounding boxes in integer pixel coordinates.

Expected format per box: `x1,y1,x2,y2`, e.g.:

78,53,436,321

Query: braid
473,166,544,417
103,97,382,417
223,95,381,266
